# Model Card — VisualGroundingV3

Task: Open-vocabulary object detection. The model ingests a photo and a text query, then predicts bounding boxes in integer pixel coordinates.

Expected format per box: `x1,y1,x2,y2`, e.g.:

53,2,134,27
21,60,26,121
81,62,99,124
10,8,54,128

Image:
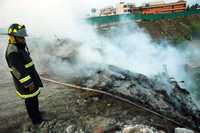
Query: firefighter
5,23,44,125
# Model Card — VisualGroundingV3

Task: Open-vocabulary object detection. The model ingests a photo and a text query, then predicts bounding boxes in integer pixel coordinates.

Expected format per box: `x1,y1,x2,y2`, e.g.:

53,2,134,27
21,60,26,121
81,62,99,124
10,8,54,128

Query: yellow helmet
8,23,28,37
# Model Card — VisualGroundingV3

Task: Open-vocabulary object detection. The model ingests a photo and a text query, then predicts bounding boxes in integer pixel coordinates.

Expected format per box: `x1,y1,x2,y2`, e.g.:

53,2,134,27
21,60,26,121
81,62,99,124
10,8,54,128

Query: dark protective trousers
25,95,43,125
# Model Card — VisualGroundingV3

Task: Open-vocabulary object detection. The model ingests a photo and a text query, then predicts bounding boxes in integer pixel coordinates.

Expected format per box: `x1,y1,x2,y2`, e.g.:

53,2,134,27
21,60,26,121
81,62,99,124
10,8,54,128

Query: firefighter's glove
25,82,36,92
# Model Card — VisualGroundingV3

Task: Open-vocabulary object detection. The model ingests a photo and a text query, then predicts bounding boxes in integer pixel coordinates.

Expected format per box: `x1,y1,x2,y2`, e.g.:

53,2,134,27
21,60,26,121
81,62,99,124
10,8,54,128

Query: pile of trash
74,65,200,131
41,38,200,131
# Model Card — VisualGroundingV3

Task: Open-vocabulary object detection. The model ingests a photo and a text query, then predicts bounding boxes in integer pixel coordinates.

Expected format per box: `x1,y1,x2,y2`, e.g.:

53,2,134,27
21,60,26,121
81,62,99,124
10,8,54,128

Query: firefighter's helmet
8,23,28,37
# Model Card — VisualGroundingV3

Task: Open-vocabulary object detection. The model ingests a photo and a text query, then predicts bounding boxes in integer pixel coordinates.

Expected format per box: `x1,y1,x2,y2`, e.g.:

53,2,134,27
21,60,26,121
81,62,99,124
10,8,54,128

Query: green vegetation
137,14,200,44
86,10,200,25
86,10,200,44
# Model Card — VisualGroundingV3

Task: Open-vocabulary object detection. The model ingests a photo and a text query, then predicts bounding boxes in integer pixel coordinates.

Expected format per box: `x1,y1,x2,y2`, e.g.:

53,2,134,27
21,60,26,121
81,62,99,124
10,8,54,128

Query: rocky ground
0,77,181,133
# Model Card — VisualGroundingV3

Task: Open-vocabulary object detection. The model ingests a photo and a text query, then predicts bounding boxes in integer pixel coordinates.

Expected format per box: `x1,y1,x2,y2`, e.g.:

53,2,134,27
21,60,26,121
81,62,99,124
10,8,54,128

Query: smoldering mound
32,37,200,131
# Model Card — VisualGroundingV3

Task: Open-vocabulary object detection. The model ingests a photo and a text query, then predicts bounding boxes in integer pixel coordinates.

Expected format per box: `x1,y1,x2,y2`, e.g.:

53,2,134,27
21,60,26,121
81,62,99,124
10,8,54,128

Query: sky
0,0,198,38
0,0,198,28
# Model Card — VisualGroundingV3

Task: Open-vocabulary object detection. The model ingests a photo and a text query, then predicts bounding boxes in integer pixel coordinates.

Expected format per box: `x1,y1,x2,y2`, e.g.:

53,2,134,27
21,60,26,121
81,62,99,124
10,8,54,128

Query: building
143,1,165,7
90,8,100,17
116,2,135,14
141,0,187,14
131,6,141,14
100,6,116,16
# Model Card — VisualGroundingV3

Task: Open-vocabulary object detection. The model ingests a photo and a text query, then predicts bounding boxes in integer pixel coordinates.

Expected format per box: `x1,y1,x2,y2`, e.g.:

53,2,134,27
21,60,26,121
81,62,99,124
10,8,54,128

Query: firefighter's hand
29,84,36,92
25,82,36,92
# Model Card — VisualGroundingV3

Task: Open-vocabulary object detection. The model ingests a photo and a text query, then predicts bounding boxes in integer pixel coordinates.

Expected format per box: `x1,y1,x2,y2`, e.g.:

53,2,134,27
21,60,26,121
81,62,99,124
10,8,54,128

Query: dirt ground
0,77,179,133
1,33,198,133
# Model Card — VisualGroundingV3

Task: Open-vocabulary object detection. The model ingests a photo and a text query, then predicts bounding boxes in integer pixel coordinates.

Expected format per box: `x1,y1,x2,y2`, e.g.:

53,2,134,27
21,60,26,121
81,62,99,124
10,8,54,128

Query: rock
74,129,85,133
79,129,85,133
158,131,166,133
107,103,111,106
65,125,75,133
175,128,194,133
92,97,99,101
122,126,136,133
122,125,161,133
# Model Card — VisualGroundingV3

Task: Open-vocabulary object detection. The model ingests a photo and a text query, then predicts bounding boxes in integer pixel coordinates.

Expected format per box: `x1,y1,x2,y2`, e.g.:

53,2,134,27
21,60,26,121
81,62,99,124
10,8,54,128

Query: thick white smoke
0,0,197,77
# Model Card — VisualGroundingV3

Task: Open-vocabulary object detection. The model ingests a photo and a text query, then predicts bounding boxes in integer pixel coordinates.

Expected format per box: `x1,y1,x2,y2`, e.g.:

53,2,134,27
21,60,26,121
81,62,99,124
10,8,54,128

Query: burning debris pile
42,36,200,131
72,64,200,130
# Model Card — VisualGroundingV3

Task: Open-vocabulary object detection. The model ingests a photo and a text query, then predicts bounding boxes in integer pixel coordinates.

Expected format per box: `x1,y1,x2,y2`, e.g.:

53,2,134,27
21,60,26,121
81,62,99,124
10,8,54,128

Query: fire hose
40,76,191,131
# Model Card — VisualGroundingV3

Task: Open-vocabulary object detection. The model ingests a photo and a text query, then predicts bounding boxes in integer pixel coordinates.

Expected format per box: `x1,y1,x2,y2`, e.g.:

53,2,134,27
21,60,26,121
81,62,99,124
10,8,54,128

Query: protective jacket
5,43,43,99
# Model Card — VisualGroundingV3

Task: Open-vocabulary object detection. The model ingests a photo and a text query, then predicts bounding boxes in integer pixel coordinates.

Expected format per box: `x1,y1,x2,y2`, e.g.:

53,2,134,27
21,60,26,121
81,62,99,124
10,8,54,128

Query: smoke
0,37,10,82
0,0,197,77
0,0,198,75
